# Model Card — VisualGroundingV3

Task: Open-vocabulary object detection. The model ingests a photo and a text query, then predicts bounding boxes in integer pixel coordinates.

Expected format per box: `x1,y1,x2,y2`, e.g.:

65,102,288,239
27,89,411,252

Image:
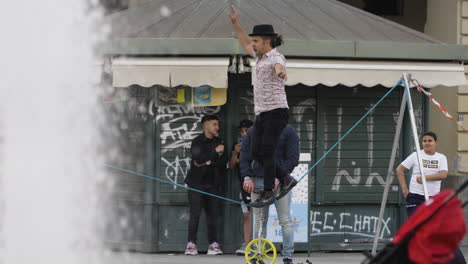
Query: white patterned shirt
252,48,289,115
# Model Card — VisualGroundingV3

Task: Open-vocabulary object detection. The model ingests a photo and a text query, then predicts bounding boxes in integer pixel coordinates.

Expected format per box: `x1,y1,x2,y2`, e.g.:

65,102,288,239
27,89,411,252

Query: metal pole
402,73,429,200
371,88,406,255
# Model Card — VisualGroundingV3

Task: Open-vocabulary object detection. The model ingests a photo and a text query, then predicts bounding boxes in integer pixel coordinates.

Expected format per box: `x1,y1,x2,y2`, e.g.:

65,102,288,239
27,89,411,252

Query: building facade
102,0,468,252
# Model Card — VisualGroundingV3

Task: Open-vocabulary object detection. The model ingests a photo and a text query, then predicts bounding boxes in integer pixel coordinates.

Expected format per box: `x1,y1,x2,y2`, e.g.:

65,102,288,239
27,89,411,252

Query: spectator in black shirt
184,115,227,256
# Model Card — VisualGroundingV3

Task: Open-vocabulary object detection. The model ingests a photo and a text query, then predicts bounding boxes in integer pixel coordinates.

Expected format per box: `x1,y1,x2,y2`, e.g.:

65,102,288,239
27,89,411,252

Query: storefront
100,0,468,253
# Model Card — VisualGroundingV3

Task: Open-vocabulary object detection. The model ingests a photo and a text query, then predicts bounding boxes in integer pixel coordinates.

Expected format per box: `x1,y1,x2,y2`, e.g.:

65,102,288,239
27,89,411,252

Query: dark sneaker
283,257,294,264
276,175,298,200
250,191,275,208
248,259,265,264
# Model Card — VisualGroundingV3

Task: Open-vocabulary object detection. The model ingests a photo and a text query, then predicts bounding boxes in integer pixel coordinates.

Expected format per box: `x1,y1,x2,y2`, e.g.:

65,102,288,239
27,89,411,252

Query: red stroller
362,181,468,264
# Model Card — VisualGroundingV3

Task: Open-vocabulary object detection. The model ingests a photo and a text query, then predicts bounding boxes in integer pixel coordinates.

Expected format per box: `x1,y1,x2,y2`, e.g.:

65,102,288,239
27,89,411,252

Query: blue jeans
251,177,294,259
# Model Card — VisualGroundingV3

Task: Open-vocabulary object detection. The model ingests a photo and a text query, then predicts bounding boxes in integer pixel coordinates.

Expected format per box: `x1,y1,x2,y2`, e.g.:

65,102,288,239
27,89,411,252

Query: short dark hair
201,114,219,124
261,34,283,48
422,131,438,141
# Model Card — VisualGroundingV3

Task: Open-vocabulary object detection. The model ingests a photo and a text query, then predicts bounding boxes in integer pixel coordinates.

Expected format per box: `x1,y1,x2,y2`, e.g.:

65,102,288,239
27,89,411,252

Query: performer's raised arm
228,5,254,57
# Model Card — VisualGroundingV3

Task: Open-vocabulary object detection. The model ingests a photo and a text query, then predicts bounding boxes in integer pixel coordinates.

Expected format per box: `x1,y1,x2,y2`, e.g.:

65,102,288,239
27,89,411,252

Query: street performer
229,6,297,207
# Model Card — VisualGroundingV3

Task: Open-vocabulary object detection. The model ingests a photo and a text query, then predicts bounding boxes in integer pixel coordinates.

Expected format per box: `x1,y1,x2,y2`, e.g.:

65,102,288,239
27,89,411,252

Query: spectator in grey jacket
240,124,299,264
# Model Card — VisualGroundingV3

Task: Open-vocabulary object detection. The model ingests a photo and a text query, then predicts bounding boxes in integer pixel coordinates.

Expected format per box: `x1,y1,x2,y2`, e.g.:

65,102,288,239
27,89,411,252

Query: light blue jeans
251,177,294,259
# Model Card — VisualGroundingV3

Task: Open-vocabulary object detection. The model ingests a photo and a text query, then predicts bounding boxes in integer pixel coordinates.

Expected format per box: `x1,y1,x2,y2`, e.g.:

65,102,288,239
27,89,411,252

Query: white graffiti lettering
323,212,334,231
354,214,362,232
332,168,362,191
293,98,316,151
339,213,353,231
310,210,392,238
311,211,322,233
157,105,221,188
330,104,399,191
161,157,191,189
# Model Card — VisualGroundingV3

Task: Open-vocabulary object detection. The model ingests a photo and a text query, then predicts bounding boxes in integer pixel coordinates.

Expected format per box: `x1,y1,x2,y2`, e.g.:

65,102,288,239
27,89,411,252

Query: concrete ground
103,248,468,264
104,252,365,264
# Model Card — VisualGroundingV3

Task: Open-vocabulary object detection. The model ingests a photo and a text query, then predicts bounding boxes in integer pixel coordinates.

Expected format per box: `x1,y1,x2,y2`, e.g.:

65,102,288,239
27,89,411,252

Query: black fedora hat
248,24,278,36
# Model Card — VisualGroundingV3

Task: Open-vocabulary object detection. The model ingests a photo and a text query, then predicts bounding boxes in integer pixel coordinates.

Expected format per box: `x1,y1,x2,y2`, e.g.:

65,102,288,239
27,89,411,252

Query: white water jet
0,1,108,263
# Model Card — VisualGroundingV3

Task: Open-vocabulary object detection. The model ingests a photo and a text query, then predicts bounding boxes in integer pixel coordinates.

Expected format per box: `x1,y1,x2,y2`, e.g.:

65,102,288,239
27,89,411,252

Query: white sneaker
235,242,247,255
207,241,223,255
184,242,198,255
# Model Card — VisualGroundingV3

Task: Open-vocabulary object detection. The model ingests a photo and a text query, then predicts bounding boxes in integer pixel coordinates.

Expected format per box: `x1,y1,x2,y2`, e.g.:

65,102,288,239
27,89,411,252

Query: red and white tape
412,79,468,132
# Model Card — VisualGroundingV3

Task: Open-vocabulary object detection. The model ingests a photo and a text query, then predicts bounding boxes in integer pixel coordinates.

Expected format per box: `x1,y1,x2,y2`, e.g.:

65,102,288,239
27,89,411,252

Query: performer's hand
243,179,254,193
416,176,422,184
228,5,239,24
275,64,287,80
215,144,225,153
273,178,280,192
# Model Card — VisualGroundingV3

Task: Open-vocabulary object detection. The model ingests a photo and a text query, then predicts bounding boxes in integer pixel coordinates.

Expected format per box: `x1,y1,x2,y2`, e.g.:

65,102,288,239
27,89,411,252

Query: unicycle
245,205,277,264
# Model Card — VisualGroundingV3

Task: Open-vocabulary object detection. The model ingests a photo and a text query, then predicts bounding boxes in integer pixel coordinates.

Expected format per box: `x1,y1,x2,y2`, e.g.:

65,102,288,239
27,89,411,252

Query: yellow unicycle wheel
244,238,277,264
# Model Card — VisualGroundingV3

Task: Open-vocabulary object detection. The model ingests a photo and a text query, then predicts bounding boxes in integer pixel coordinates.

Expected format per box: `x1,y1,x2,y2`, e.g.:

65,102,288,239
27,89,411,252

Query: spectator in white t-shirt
396,131,448,216
396,131,466,263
